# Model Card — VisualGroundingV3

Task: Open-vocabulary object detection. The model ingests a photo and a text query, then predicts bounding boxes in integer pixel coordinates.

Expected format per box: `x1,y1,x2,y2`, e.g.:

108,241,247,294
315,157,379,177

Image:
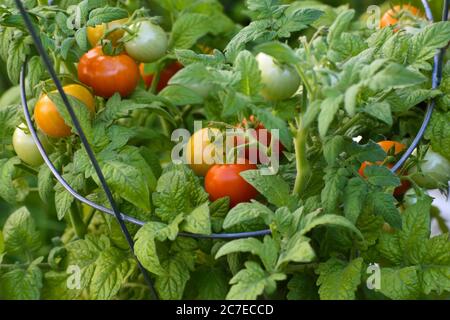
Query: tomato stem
69,202,86,238
293,122,309,196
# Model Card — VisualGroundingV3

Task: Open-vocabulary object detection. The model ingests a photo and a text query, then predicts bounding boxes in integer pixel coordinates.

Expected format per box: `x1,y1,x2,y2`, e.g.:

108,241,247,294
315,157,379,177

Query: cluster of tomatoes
186,116,285,207
13,18,180,165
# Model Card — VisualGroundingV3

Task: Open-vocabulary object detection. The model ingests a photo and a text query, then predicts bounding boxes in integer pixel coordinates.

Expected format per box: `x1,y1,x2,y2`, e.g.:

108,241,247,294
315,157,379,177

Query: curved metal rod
391,0,447,172
19,0,444,241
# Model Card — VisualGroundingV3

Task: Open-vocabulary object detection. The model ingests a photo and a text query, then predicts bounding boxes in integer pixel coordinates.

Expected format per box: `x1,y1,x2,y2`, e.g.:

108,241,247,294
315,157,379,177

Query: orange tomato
34,84,95,138
87,18,128,47
78,46,140,98
380,5,421,28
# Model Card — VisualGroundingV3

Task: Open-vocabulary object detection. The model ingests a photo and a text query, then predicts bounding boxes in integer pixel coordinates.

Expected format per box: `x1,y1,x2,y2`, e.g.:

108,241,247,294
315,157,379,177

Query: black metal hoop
17,1,447,242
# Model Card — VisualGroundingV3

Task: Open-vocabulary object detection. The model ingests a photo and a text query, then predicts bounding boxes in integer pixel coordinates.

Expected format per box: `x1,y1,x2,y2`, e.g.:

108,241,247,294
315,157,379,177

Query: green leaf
344,84,360,116
367,64,426,91
169,13,212,49
425,111,450,161
409,21,450,68
419,233,450,295
316,257,363,300
234,50,262,96
223,201,273,229
7,35,27,84
343,177,368,224
90,247,135,300
363,102,392,126
0,157,20,204
318,94,343,137
0,230,4,254
0,265,42,300
182,202,211,235
299,213,363,239
226,261,286,300
240,170,295,208
41,271,82,300
287,274,319,300
159,85,203,105
87,7,128,26
97,159,150,211
321,167,350,213
216,236,278,272
277,233,315,267
175,49,226,66
155,257,190,300
65,235,111,290
153,168,208,223
278,8,324,37
187,266,229,300
399,197,432,263
378,267,420,300
134,216,183,276
327,10,355,45
3,207,41,256
367,192,401,230
364,165,401,187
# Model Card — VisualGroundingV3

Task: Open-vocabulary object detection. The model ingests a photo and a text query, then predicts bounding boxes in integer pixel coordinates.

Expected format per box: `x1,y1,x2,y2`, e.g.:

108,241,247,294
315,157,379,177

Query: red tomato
235,115,284,164
205,162,259,207
359,141,410,196
140,61,183,92
78,46,140,98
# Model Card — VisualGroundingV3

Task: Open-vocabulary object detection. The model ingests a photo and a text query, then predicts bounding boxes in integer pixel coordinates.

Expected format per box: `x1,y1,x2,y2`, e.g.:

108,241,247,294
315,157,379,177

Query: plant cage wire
13,0,449,299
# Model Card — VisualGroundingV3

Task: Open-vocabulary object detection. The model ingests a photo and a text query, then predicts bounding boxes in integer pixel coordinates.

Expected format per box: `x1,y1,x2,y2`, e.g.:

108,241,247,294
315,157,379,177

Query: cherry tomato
34,84,95,138
140,61,183,91
124,20,168,63
359,140,410,196
235,115,284,164
78,46,140,98
380,5,421,28
186,128,222,176
13,123,50,167
256,52,301,101
87,18,128,47
411,148,450,189
205,162,259,207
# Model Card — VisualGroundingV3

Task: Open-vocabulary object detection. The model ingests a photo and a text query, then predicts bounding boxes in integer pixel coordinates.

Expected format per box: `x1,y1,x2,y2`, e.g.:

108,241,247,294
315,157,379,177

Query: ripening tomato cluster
185,116,286,208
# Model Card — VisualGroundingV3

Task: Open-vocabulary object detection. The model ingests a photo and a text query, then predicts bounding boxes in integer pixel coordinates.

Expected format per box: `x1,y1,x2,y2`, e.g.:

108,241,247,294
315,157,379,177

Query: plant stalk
293,123,310,196
69,202,86,238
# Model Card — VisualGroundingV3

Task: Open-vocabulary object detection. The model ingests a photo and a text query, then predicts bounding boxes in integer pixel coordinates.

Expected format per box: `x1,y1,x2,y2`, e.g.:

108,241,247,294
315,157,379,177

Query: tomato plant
34,84,95,138
78,46,140,98
205,162,259,207
124,20,168,63
1,0,450,302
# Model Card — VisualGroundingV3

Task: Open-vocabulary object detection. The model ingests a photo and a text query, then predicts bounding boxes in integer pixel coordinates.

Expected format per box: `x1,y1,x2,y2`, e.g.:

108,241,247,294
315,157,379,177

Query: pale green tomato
13,124,50,167
411,148,450,189
256,52,301,101
124,21,168,63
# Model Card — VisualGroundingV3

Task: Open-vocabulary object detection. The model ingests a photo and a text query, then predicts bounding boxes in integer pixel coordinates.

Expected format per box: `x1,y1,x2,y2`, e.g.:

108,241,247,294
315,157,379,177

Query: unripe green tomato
256,52,301,101
403,188,418,207
13,123,50,167
124,21,168,63
411,149,450,189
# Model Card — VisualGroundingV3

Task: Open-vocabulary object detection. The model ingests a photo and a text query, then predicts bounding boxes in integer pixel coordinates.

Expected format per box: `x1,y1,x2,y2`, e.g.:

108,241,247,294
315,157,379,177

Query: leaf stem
334,113,363,136
292,120,310,196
